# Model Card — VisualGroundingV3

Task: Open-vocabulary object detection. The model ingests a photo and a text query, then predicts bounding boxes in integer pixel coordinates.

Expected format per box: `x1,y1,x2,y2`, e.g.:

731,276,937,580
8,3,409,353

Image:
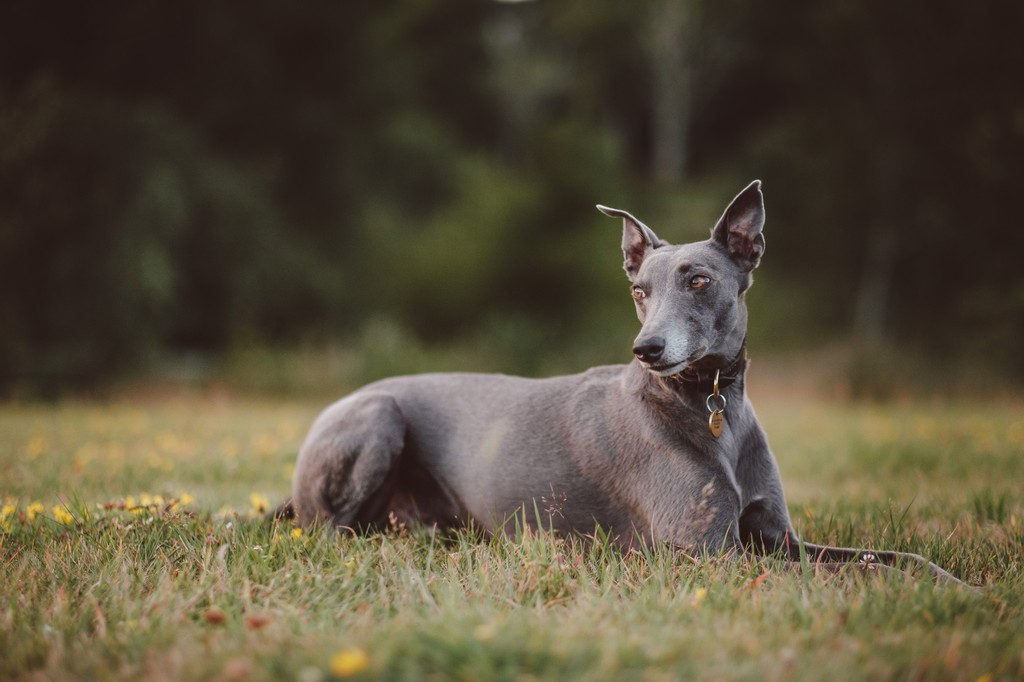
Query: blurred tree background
1,0,1022,397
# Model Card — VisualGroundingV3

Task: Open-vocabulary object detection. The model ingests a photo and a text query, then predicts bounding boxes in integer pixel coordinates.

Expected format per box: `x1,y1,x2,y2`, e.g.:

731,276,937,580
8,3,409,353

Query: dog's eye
631,285,647,301
689,275,711,289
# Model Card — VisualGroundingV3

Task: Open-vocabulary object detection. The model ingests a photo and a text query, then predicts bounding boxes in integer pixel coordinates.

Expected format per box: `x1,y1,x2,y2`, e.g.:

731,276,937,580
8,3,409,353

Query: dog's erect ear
711,180,766,270
597,205,666,279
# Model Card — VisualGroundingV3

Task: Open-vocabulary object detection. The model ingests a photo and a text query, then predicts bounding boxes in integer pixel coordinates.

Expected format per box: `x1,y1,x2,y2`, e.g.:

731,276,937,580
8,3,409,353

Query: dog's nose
633,336,666,364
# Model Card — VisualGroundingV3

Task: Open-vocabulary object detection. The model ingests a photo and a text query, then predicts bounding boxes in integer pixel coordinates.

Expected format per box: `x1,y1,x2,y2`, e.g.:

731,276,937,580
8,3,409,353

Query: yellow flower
0,504,13,533
291,527,303,539
166,492,194,512
26,501,45,521
250,493,270,515
125,495,146,515
52,505,75,525
26,435,45,458
473,622,498,641
329,648,369,677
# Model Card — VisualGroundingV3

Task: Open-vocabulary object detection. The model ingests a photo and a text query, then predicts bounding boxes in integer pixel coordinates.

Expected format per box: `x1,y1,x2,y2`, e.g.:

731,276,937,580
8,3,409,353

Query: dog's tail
270,497,296,522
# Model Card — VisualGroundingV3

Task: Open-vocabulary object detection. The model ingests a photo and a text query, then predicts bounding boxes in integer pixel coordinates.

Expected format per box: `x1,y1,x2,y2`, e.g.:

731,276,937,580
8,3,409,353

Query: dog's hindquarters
290,391,408,529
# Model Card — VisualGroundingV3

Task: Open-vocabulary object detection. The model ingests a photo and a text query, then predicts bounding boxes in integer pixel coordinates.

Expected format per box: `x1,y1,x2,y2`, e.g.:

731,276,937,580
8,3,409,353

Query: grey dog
278,180,967,585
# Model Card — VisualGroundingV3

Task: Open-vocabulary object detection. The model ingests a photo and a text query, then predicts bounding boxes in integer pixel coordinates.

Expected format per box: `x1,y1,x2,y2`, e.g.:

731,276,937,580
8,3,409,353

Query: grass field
1,386,1022,681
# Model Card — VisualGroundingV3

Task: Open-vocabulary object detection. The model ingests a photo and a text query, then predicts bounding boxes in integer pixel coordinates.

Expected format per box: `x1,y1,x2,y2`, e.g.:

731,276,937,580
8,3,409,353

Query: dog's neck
671,339,748,396
628,339,748,415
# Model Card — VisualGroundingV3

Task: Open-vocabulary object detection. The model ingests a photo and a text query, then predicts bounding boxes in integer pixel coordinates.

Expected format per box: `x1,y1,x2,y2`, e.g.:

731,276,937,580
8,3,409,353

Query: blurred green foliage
1,0,1022,395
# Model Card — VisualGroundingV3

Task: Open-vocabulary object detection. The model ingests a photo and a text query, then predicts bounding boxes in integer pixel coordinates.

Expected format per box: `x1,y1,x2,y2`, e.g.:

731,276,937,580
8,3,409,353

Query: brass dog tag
706,369,726,437
709,410,724,437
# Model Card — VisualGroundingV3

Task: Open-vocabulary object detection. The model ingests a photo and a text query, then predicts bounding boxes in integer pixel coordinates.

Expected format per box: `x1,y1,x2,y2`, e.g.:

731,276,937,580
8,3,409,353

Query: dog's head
597,180,765,376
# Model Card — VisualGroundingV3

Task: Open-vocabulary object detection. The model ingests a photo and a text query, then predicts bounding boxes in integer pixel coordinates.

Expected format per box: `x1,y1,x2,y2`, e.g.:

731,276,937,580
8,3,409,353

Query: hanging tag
709,409,724,437
706,369,726,437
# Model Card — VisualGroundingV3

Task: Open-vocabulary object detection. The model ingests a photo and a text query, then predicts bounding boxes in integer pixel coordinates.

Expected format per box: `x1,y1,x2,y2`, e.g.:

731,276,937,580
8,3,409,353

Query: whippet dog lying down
277,180,970,586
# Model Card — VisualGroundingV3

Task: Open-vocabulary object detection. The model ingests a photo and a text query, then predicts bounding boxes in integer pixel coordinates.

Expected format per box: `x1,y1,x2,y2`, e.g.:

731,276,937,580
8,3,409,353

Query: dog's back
292,367,644,541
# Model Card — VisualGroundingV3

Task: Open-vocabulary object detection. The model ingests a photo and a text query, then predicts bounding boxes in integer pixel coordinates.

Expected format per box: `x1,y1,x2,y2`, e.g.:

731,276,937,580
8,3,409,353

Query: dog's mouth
646,360,690,377
644,347,708,377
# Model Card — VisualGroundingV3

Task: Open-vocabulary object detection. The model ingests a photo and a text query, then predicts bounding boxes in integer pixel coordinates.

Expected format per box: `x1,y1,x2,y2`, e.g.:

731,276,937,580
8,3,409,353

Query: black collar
670,341,747,394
